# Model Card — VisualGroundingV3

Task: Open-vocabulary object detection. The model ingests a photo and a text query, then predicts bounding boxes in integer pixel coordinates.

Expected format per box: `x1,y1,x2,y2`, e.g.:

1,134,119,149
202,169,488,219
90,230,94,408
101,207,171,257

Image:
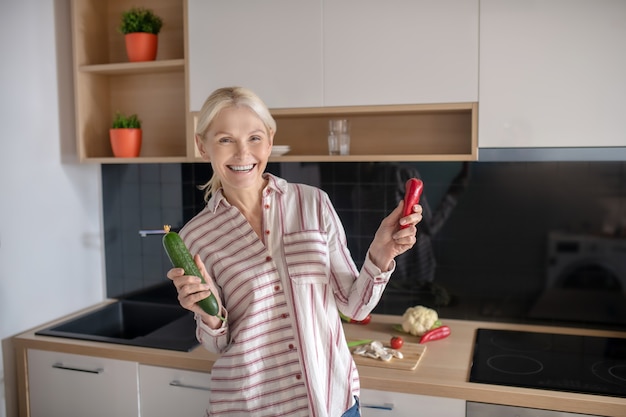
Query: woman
167,86,423,417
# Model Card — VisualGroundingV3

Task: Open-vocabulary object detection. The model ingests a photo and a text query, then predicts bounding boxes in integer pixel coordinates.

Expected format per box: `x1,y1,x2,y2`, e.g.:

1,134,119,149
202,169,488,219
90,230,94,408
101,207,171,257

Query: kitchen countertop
13,302,626,416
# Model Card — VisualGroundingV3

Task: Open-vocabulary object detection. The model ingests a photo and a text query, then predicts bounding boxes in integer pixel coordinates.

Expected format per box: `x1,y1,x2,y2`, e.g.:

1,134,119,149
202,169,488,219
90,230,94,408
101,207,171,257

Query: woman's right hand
167,254,224,329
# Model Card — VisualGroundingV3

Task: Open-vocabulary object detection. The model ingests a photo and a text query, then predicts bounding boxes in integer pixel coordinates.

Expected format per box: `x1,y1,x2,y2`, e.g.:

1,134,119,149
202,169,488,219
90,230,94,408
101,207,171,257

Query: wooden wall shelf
270,102,477,162
71,0,187,163
189,102,477,163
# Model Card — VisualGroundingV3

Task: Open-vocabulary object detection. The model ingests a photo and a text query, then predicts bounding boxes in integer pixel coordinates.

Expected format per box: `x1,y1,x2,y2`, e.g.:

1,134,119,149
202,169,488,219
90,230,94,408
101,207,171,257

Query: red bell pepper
419,325,451,344
339,311,371,325
401,178,424,229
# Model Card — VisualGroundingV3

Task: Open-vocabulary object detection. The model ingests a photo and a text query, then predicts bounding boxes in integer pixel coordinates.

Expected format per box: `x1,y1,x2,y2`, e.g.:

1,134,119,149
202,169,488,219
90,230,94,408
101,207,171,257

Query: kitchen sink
120,281,181,305
36,299,199,352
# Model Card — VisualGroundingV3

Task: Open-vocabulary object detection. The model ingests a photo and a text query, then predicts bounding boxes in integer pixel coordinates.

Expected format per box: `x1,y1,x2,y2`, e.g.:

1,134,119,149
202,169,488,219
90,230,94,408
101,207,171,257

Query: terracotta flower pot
110,128,142,157
124,33,158,62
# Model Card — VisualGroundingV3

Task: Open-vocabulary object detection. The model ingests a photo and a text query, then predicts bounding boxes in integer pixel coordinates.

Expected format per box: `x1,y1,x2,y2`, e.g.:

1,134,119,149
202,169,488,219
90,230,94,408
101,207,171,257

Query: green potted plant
118,7,163,62
109,112,142,157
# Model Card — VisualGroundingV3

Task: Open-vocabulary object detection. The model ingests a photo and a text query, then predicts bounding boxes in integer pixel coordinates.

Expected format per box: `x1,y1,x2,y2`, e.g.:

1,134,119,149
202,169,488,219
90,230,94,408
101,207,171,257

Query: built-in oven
466,402,602,417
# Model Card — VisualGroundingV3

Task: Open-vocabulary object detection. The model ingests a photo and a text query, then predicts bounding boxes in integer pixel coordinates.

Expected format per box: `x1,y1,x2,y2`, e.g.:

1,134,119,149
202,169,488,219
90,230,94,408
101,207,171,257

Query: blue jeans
341,396,361,417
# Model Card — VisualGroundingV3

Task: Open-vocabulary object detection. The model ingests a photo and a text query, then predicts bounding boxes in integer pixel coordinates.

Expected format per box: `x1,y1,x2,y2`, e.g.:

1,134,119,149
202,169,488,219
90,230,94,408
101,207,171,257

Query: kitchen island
13,303,626,416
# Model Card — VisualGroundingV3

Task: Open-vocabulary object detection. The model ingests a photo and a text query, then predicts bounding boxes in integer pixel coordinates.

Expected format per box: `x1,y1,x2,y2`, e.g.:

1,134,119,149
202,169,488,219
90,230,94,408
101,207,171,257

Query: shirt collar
206,173,287,213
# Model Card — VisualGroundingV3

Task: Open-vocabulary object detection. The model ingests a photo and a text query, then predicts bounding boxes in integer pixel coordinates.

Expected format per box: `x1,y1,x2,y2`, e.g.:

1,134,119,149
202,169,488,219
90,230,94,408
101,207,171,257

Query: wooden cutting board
350,341,427,371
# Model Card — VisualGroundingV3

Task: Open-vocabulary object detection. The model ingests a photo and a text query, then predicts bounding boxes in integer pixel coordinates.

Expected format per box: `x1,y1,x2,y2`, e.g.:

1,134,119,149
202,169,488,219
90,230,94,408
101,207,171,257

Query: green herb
118,7,163,35
111,112,141,129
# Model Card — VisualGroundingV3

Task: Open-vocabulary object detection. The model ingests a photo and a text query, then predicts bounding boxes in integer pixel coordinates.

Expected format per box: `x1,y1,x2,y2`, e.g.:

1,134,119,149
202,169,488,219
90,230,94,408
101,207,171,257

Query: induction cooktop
469,328,626,398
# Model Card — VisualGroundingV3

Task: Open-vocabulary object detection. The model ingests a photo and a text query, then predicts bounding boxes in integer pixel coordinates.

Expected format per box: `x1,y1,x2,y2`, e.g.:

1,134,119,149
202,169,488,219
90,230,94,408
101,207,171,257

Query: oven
466,401,602,417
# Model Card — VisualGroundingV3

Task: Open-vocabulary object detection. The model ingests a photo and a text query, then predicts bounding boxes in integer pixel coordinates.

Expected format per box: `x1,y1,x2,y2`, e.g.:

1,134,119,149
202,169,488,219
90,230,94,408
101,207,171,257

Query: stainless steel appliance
469,329,626,398
466,402,601,417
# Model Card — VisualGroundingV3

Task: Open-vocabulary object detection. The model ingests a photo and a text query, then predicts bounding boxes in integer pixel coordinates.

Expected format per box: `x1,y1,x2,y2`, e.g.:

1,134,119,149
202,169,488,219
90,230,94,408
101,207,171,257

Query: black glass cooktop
469,328,626,398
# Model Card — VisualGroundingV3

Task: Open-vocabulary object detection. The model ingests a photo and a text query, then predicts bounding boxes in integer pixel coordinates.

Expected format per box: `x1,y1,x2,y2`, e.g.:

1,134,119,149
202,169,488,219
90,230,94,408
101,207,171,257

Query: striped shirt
179,174,394,417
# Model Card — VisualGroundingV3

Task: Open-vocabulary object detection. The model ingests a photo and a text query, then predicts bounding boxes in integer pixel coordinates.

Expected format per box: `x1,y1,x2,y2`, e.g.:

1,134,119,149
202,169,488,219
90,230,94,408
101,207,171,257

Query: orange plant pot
124,33,158,62
110,128,142,158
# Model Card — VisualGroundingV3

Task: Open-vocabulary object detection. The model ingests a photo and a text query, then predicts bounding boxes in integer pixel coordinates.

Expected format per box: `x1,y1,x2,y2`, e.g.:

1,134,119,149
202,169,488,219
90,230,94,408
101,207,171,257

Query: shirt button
288,344,294,349
296,374,302,380
264,204,270,209
274,285,280,291
282,313,288,319
265,230,270,235
266,256,272,262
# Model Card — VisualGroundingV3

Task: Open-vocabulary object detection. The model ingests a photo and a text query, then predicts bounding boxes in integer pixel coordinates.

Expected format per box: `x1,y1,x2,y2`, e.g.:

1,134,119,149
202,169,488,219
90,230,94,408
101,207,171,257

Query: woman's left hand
368,200,423,271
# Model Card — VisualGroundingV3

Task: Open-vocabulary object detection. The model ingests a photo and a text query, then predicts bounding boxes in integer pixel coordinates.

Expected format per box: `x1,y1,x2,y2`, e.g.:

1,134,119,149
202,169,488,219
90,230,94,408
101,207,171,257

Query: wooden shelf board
80,156,189,164
80,59,185,75
271,102,476,117
269,154,476,162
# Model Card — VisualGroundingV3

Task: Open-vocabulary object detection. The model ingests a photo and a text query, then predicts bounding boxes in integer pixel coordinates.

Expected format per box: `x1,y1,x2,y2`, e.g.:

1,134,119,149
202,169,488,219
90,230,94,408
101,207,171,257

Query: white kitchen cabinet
27,349,139,417
139,364,211,416
187,0,323,110
187,0,478,110
323,0,479,106
186,0,478,162
479,0,626,148
360,388,465,417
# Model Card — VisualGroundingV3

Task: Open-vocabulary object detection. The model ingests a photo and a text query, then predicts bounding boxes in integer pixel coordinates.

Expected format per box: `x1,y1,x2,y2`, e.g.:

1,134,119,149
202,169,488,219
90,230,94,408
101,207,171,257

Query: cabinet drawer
27,349,139,417
360,388,465,417
139,364,211,416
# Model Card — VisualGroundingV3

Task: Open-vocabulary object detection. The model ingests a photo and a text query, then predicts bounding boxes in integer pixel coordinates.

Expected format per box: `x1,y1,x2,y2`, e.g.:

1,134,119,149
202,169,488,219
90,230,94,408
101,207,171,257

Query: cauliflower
401,305,438,336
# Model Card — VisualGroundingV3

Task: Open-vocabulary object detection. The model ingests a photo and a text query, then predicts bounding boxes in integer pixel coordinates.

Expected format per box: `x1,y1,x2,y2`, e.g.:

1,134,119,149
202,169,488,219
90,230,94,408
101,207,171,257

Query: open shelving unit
190,102,477,162
72,0,477,164
71,0,188,163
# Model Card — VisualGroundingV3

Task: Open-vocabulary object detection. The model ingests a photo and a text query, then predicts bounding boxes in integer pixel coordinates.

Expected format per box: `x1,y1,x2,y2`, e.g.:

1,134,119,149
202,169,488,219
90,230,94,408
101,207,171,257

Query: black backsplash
102,161,626,330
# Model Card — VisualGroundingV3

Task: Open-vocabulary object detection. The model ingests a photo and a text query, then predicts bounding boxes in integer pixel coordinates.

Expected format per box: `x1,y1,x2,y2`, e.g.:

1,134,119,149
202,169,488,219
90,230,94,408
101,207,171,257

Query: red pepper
339,311,371,325
419,325,451,344
401,178,424,229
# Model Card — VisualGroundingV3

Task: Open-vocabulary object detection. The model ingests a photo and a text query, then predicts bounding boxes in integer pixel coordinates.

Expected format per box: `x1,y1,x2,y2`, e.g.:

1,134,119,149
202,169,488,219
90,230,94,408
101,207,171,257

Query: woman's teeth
229,164,254,172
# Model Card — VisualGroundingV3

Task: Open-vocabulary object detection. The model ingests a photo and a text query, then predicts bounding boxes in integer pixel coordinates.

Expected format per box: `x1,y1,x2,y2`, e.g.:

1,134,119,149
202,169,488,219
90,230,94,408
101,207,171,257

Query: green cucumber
162,226,224,321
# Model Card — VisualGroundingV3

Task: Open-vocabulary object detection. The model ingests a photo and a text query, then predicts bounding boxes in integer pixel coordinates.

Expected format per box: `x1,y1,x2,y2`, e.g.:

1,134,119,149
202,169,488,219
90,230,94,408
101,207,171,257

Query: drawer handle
169,380,211,391
361,402,394,411
52,362,104,374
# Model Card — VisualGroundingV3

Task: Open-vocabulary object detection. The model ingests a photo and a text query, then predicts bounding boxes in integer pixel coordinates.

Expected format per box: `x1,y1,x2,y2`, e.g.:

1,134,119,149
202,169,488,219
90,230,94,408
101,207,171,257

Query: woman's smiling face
198,105,273,193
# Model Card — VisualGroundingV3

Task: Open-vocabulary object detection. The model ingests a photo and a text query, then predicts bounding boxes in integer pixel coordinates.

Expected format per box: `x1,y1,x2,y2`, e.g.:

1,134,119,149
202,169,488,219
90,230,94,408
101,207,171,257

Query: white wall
0,1,105,416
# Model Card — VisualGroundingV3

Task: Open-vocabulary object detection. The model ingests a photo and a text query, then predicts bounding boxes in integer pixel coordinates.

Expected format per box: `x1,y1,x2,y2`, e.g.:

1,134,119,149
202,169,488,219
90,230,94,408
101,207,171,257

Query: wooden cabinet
27,349,139,417
360,388,465,417
479,0,626,148
139,364,211,416
323,0,479,107
71,0,190,163
268,103,477,161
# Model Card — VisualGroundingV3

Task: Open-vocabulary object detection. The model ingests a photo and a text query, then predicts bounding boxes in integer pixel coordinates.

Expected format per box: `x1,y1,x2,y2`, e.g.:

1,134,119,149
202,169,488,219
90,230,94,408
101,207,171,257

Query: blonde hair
195,86,277,201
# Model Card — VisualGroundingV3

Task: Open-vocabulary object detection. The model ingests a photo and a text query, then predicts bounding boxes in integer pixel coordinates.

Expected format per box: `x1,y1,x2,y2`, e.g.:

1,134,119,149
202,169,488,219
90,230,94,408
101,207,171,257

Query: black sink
36,300,199,352
120,282,181,305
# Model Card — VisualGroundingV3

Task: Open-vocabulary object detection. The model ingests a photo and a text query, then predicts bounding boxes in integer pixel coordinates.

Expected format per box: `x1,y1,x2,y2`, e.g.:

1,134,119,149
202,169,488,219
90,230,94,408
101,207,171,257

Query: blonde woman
167,86,423,417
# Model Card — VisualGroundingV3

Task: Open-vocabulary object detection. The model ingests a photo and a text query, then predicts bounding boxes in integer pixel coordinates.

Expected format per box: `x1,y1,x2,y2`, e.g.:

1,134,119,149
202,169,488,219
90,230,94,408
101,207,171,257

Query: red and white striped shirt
180,174,394,417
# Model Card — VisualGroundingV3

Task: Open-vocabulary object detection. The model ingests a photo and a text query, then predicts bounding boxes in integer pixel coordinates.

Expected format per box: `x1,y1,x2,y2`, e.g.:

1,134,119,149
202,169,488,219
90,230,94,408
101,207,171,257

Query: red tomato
390,336,404,349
